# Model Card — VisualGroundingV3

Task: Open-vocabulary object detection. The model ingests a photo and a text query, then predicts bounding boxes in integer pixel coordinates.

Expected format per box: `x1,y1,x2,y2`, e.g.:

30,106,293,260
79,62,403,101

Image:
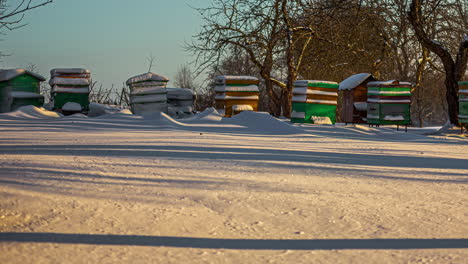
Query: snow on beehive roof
339,73,373,90
214,84,259,92
0,69,46,82
126,72,169,85
49,77,91,86
50,68,90,75
293,80,338,87
167,87,196,96
215,75,259,81
368,80,412,86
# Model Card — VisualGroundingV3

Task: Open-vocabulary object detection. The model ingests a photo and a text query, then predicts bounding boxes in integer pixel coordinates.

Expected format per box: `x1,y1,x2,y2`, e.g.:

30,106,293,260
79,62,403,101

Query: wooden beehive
127,72,169,115
338,73,376,124
459,81,468,125
291,80,339,124
0,69,45,112
50,68,91,113
366,80,411,126
214,76,259,117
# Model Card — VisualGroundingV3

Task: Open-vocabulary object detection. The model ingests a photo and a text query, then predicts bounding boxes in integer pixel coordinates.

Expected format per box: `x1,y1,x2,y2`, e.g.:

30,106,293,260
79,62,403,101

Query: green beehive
291,80,339,124
367,80,411,126
0,69,45,112
459,81,468,125
50,68,91,113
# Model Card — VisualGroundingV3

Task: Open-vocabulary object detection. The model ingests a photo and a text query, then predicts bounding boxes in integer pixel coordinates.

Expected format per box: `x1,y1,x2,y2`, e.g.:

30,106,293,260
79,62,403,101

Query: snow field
0,106,467,263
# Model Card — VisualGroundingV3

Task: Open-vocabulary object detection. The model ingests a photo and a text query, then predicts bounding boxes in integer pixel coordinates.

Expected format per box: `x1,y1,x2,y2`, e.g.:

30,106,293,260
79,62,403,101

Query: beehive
167,88,196,117
50,68,91,113
291,80,339,124
127,72,169,115
214,76,259,117
459,81,468,125
366,80,411,125
0,69,45,112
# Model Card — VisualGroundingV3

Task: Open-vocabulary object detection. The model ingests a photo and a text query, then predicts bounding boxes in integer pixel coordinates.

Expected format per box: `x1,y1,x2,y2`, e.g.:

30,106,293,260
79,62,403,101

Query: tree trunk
407,0,468,125
445,74,460,124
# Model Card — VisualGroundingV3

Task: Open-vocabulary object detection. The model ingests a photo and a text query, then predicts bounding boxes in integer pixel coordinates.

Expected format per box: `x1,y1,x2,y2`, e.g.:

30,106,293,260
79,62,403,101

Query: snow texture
232,104,254,111
132,102,168,115
50,68,90,75
384,115,405,121
167,88,196,100
0,106,467,264
0,105,62,118
87,103,127,117
354,102,367,111
130,94,167,104
293,87,337,96
217,108,225,116
368,99,411,103
311,116,332,124
0,68,46,82
215,75,259,84
291,111,305,119
368,80,412,86
339,73,372,90
10,91,43,99
368,90,411,95
214,85,259,92
130,87,167,95
318,100,336,104
293,80,338,87
126,72,169,85
292,95,307,102
214,95,259,100
52,86,89,94
62,102,83,112
128,81,168,88
49,77,90,86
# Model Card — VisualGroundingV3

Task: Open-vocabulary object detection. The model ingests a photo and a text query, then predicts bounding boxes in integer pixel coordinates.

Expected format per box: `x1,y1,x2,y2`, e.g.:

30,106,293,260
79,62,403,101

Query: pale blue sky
1,0,210,88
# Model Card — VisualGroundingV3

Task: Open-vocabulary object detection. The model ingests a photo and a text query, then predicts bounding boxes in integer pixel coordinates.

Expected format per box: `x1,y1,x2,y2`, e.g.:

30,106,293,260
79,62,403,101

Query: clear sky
1,0,210,89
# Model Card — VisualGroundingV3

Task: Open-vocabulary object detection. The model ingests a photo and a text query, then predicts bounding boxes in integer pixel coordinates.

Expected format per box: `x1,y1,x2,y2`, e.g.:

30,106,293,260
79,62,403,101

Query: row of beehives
126,72,195,116
213,75,411,125
214,74,468,126
0,69,196,116
0,68,92,114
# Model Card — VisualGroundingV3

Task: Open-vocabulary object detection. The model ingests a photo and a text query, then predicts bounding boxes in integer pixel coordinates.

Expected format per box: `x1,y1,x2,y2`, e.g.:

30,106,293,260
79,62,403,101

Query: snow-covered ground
0,106,467,263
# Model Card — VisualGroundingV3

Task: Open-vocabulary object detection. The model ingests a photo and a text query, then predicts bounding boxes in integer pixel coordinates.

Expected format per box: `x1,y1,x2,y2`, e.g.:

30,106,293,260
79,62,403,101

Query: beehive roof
339,73,374,90
126,72,169,85
0,69,46,82
50,68,90,75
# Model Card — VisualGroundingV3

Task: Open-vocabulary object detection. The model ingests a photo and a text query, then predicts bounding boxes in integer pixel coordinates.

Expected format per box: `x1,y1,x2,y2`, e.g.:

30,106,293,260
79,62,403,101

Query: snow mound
183,107,223,123
62,102,82,112
311,116,332,125
0,105,62,119
228,111,305,134
88,103,128,117
141,111,188,127
65,113,89,119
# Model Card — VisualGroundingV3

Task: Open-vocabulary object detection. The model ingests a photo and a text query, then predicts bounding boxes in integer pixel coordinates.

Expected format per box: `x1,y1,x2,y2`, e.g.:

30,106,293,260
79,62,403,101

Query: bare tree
1,0,52,57
174,64,195,89
188,0,324,117
146,53,156,72
408,0,468,124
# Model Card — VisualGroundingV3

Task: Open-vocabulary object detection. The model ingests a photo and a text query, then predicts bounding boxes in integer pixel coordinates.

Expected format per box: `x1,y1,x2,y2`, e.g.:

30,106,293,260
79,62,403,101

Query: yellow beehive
214,76,260,117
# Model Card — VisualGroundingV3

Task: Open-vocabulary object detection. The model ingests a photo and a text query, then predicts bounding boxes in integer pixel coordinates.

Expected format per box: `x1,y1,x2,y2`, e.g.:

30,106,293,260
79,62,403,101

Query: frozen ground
0,106,467,263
